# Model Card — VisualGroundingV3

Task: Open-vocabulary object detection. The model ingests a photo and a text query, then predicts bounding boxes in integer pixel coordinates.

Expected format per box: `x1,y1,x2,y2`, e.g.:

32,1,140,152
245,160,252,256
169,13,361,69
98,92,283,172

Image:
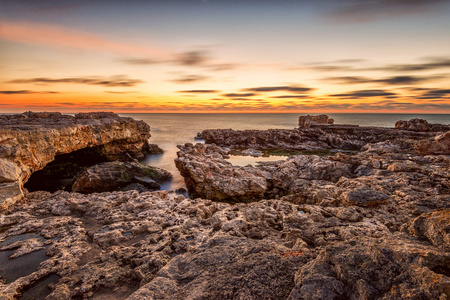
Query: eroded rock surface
0,188,448,299
72,161,172,193
0,112,153,208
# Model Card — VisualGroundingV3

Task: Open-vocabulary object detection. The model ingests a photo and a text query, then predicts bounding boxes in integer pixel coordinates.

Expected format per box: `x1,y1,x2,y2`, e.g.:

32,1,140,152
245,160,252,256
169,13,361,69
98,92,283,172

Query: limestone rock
341,187,389,207
72,161,172,193
416,131,450,155
0,112,153,207
298,114,334,128
395,118,450,132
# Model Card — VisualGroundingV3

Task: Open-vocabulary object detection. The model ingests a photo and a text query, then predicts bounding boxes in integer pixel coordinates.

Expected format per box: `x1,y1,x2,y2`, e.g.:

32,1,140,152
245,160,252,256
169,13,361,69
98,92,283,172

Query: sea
120,113,450,192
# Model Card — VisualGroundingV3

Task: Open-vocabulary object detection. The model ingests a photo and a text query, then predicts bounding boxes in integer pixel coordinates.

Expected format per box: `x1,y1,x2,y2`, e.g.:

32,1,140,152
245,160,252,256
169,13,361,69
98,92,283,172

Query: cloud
177,90,220,93
324,75,443,85
418,89,450,99
381,57,450,72
104,91,138,94
326,0,448,22
223,93,257,97
120,58,159,65
329,89,397,99
174,50,210,66
270,95,308,99
0,21,173,58
0,90,59,94
242,86,313,93
169,74,210,84
7,76,144,87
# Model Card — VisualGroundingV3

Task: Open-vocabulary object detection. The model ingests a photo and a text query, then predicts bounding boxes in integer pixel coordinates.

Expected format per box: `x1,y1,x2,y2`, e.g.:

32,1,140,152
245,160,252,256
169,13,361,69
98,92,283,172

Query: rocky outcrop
0,189,448,299
416,131,450,155
175,141,449,204
0,112,153,208
72,161,172,193
298,114,334,128
395,118,450,132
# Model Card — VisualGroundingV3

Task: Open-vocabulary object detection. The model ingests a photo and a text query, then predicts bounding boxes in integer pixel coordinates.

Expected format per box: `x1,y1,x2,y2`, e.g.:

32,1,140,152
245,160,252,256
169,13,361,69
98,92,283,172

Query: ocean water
120,113,450,192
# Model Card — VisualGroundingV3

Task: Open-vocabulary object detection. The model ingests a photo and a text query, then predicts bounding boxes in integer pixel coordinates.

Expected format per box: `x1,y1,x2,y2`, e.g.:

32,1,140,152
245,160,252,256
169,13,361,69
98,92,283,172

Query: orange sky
1,0,450,113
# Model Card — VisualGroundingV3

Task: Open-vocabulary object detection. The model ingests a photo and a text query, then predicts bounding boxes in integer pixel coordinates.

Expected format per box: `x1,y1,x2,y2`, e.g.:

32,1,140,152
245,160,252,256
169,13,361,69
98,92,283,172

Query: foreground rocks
0,112,154,208
0,189,448,299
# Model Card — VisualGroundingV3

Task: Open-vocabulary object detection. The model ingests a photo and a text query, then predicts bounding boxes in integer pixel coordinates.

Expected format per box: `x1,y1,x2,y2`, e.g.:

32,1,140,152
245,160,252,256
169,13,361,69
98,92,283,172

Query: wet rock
72,161,172,193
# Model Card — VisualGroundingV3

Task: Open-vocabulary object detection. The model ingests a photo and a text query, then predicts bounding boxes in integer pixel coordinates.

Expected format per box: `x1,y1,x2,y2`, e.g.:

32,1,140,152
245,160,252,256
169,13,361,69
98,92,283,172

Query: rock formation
0,112,153,208
1,114,449,299
72,161,173,193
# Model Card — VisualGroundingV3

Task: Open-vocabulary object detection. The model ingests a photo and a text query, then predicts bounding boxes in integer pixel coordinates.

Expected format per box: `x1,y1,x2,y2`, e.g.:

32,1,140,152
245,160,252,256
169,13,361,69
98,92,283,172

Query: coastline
0,112,449,299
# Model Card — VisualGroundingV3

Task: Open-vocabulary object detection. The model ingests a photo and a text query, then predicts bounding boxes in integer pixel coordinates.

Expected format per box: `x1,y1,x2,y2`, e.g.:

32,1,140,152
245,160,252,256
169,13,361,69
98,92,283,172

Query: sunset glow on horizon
1,0,450,113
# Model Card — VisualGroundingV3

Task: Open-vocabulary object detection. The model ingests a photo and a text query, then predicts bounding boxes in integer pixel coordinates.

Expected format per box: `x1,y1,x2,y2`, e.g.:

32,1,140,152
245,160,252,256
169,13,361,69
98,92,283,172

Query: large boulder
72,161,172,193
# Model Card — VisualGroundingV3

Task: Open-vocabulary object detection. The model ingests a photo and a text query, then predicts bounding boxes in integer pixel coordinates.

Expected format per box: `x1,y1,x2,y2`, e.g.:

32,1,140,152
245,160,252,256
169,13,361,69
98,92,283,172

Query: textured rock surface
175,142,449,203
72,161,172,193
0,188,448,299
0,112,152,208
298,114,334,128
395,118,450,132
201,118,448,155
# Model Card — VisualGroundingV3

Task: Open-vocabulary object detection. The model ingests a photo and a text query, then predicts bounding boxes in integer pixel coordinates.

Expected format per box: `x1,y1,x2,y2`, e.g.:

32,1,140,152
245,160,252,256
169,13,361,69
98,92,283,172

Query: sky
1,0,450,113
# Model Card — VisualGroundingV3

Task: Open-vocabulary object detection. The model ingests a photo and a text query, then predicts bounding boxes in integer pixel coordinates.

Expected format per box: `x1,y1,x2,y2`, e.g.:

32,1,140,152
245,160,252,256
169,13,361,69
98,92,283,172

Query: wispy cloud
223,93,257,97
242,86,313,93
177,90,220,93
417,89,450,99
168,74,210,84
329,89,397,99
0,21,173,58
0,90,59,94
324,75,444,85
7,76,144,87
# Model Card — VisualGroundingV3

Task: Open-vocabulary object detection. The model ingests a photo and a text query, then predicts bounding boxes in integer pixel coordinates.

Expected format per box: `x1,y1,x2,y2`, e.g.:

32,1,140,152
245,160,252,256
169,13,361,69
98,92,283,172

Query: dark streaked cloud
324,75,443,85
7,76,144,87
381,57,450,72
418,89,450,99
0,90,59,94
330,89,397,99
177,90,220,93
175,50,210,66
104,91,138,94
223,93,257,97
270,95,308,99
168,74,210,84
242,86,313,93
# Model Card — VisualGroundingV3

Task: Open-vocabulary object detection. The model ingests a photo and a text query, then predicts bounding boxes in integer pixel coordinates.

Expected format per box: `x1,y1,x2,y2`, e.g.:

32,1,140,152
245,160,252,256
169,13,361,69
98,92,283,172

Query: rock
147,143,164,154
298,114,334,128
402,209,450,251
0,159,20,183
201,121,439,152
72,161,172,193
0,112,153,207
242,148,264,156
175,144,268,202
416,131,450,155
1,190,449,299
395,118,450,132
341,187,389,207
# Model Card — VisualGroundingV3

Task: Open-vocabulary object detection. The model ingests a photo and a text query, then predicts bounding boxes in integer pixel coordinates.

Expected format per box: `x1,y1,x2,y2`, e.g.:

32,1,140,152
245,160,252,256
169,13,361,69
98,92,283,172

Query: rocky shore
1,113,449,299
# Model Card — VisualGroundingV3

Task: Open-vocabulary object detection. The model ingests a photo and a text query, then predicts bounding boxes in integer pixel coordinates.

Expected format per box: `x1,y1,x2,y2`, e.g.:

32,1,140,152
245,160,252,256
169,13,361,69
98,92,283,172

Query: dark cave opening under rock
24,146,110,193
